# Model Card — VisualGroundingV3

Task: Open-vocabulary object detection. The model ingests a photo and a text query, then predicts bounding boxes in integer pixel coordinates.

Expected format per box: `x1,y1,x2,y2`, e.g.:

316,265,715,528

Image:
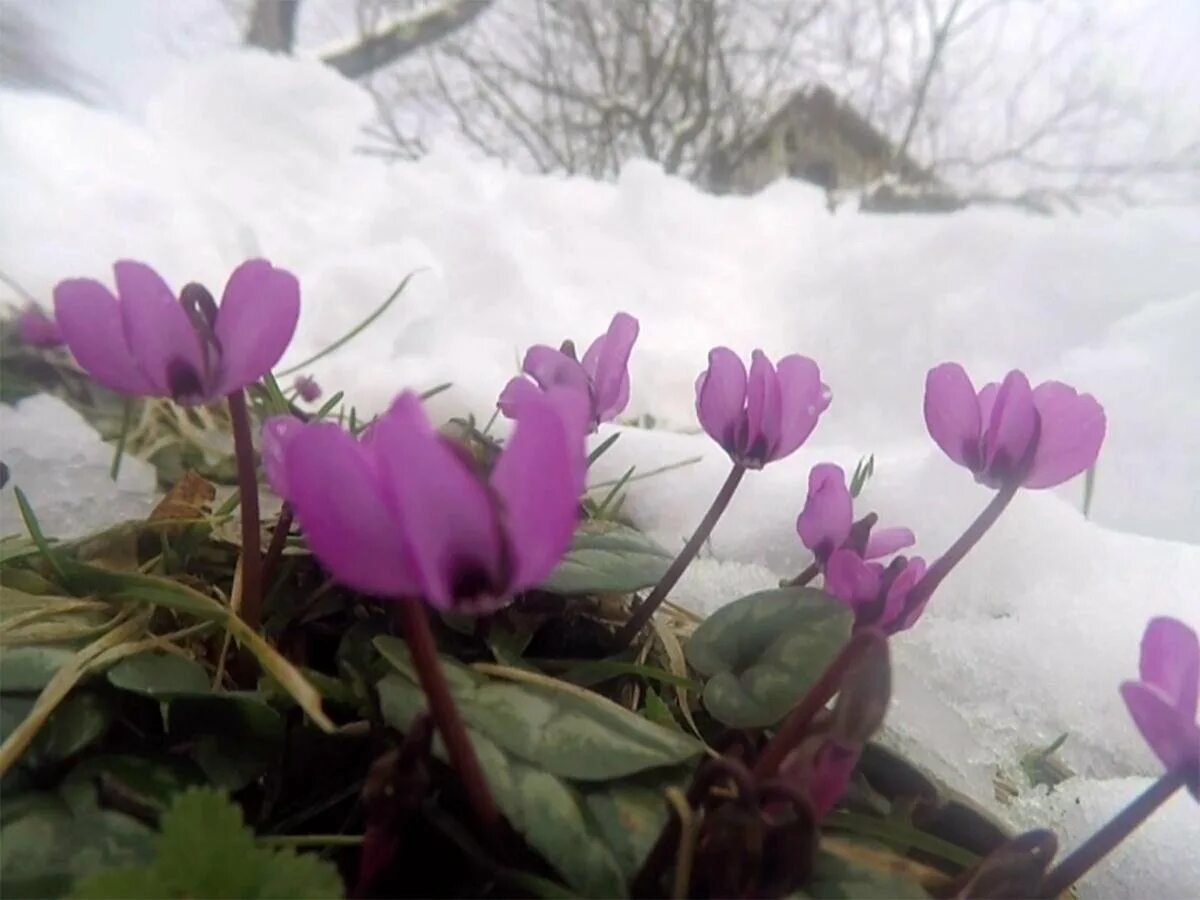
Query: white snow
0,395,157,539
1,53,1197,897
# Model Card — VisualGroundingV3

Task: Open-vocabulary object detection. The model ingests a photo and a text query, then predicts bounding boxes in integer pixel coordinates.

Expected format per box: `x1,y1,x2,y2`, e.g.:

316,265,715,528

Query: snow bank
0,396,156,538
2,53,1197,896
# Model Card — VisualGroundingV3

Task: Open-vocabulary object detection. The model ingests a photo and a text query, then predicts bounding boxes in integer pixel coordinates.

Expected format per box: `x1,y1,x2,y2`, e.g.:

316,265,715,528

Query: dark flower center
166,358,205,403
976,414,1043,489
727,415,769,467
449,557,501,607
855,556,909,630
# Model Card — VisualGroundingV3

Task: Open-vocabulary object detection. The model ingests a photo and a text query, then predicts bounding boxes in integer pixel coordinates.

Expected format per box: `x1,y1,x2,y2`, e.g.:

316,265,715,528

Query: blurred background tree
8,0,1200,207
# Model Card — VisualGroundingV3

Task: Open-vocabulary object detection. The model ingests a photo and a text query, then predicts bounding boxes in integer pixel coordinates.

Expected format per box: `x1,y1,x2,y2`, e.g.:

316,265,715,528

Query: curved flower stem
1039,768,1185,898
905,479,1020,614
783,562,820,589
398,599,501,844
227,389,263,632
614,463,746,649
753,628,885,779
261,503,294,591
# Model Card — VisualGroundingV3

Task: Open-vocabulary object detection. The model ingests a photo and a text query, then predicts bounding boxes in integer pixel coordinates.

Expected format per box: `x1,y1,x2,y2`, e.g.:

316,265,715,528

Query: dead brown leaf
149,470,216,522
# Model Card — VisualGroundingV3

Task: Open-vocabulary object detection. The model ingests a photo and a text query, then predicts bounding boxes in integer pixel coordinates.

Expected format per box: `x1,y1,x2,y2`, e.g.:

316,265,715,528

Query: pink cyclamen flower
778,738,859,820
1120,617,1200,797
262,416,304,499
17,306,63,348
53,259,299,405
294,374,321,403
499,312,639,430
924,363,1105,490
824,549,928,635
282,388,587,612
796,463,914,564
696,348,830,469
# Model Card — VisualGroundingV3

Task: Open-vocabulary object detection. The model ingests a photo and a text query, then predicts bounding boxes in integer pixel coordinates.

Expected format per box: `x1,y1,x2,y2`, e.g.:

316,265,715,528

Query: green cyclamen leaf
375,636,703,780
686,587,853,728
541,522,673,595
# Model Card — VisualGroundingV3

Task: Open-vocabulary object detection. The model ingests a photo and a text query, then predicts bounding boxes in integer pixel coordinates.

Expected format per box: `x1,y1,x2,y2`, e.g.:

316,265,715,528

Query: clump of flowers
33,258,1183,899
794,463,925,634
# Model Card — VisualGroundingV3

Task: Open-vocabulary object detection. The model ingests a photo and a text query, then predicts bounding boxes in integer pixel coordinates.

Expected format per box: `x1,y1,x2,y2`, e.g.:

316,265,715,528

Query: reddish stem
753,629,886,779
262,503,294,590
227,389,263,631
783,562,820,588
614,463,746,648
398,599,501,842
904,479,1019,615
1039,768,1185,898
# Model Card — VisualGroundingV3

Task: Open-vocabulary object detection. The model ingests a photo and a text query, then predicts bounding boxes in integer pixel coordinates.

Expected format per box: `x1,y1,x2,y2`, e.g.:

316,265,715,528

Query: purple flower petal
293,374,321,403
1120,681,1200,774
1023,381,1106,489
371,392,507,611
882,557,927,633
824,549,881,609
497,375,543,419
261,416,303,500
491,390,585,590
53,278,155,395
284,422,418,597
773,355,829,459
581,312,638,422
540,386,592,483
796,463,852,559
113,261,206,399
695,347,747,454
977,382,999,426
863,527,916,561
982,371,1038,482
1139,617,1199,720
924,363,981,468
213,259,301,396
807,739,860,819
744,351,781,463
523,345,592,395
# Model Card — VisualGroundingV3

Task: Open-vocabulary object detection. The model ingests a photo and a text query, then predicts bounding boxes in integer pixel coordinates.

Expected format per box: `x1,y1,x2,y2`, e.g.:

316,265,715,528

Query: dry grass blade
59,562,334,733
1,605,129,646
664,786,700,900
651,614,710,751
821,835,953,893
226,616,333,732
0,610,150,777
0,587,115,644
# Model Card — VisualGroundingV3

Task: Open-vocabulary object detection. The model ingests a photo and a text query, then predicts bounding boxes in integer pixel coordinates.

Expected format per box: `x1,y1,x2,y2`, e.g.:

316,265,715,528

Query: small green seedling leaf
71,787,342,899
586,432,621,468
849,454,875,499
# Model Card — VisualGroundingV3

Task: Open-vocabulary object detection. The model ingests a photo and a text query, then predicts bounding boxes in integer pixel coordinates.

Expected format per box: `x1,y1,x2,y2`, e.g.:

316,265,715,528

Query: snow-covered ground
1,53,1197,897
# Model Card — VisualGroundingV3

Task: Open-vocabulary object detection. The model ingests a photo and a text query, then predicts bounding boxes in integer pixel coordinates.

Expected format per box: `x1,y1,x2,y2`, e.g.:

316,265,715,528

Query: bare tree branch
323,0,496,79
244,0,301,52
